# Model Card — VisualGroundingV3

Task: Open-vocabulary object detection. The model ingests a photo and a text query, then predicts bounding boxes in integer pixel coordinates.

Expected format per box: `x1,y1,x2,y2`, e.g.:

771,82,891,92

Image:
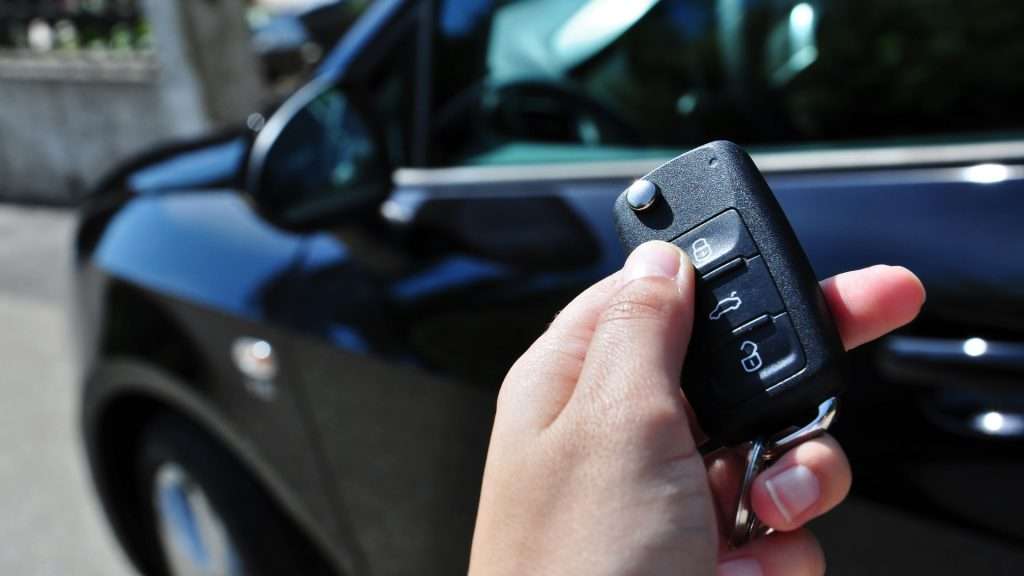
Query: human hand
469,241,925,576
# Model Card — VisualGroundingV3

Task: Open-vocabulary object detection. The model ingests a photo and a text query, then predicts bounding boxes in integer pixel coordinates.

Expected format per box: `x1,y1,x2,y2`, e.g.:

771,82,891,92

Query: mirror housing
246,80,389,227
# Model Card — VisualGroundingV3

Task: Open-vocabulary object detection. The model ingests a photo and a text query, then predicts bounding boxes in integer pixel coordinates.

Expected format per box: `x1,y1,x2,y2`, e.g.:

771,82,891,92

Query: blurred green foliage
0,0,150,53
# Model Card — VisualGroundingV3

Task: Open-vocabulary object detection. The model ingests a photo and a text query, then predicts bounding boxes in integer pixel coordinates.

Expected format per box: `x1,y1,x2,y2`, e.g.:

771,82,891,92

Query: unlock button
739,340,763,373
706,313,806,407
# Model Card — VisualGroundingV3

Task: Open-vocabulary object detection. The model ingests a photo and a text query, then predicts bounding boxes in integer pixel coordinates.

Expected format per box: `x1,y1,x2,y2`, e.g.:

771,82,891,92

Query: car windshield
433,0,1024,165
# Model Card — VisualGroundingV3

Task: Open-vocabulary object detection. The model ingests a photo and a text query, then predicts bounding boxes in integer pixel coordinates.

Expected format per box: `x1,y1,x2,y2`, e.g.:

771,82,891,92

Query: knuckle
627,392,682,430
583,389,696,459
633,397,698,457
494,373,519,416
599,278,681,326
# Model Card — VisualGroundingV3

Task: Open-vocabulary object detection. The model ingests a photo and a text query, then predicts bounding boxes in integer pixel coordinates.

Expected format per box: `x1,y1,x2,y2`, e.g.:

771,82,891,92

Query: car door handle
878,335,1024,389
879,336,1024,438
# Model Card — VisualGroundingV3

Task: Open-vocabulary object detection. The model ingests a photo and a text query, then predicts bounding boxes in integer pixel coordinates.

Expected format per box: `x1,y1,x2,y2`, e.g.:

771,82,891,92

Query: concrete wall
0,0,263,204
0,57,168,203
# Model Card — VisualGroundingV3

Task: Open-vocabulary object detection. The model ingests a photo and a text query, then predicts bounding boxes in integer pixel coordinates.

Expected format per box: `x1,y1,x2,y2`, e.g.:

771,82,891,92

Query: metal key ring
731,437,768,545
730,397,840,548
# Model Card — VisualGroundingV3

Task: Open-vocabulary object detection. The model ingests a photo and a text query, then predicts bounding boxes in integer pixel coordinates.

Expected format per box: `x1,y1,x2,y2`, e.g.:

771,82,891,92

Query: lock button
705,313,806,407
673,209,759,274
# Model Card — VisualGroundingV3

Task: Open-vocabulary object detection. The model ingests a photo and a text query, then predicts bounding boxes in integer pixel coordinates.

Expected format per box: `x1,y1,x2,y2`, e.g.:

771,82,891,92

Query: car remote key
613,141,848,545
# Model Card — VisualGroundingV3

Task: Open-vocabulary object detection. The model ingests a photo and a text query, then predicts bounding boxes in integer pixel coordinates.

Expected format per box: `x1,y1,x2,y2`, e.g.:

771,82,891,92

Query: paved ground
0,204,1022,575
0,205,134,576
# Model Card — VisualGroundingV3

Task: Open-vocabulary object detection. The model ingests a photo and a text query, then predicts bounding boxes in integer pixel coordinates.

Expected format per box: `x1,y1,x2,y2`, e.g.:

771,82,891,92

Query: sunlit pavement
0,205,134,576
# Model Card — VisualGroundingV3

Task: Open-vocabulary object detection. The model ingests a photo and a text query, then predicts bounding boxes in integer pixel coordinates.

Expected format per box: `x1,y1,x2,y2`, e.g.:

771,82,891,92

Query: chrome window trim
394,139,1024,186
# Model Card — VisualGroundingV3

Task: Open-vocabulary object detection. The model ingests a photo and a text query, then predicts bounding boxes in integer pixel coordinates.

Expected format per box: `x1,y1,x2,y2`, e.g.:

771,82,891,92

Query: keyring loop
731,438,767,546
729,397,840,549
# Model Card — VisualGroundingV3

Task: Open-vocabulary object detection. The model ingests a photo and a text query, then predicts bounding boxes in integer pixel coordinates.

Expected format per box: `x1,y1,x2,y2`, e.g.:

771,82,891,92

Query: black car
75,1,1024,574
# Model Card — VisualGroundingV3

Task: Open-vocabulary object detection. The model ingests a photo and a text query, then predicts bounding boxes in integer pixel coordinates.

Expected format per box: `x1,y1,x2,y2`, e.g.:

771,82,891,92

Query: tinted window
431,0,1024,165
365,27,417,168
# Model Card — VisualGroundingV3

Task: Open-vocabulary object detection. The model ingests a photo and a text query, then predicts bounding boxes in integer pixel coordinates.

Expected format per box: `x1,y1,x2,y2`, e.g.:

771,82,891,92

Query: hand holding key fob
614,141,848,544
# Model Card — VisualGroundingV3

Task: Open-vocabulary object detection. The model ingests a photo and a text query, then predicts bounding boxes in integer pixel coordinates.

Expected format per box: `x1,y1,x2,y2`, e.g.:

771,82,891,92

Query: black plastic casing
614,141,847,445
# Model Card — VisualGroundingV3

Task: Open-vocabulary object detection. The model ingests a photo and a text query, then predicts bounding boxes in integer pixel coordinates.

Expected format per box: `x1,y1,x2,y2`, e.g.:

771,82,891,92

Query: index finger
820,265,926,350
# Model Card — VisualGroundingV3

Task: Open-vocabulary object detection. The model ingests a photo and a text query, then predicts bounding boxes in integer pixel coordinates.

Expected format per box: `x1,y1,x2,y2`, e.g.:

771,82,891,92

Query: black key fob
614,141,847,445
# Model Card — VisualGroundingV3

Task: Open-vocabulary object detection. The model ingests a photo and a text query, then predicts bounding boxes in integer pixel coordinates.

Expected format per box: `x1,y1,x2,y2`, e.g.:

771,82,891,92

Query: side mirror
246,81,389,226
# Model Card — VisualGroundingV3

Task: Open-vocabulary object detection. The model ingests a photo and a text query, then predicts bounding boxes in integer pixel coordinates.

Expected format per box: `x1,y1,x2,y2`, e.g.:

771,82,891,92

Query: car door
392,0,1024,573
264,5,579,575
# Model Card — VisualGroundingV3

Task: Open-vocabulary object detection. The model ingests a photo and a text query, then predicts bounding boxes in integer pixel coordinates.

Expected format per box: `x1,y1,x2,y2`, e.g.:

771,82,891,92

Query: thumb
568,240,699,456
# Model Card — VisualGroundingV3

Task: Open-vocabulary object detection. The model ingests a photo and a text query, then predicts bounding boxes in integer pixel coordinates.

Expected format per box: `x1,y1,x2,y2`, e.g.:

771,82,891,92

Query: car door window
430,0,1024,167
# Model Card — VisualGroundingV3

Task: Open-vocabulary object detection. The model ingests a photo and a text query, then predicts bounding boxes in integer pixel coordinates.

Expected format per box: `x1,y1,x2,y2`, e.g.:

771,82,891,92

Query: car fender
81,358,358,576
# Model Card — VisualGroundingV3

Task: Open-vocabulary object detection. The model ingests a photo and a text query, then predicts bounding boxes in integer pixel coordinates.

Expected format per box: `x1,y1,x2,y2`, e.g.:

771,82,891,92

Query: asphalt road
0,205,134,576
0,204,1022,575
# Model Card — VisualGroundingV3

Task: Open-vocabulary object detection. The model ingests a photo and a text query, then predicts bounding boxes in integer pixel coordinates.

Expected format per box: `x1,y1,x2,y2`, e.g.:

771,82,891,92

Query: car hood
91,131,250,198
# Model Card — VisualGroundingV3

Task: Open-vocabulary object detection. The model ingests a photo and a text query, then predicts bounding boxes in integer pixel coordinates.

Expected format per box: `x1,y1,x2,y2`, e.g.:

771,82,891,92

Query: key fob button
706,313,806,407
708,313,802,403
696,256,785,340
673,209,758,274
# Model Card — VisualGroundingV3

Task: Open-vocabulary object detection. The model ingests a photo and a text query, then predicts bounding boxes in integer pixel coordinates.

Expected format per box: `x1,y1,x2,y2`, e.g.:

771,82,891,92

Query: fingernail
718,558,762,576
764,464,820,522
623,241,682,284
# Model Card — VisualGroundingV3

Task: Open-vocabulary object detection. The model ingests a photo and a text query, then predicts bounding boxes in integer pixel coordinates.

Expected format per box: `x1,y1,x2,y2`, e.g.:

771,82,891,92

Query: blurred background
3,1,1024,575
0,0,365,205
0,1,344,573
